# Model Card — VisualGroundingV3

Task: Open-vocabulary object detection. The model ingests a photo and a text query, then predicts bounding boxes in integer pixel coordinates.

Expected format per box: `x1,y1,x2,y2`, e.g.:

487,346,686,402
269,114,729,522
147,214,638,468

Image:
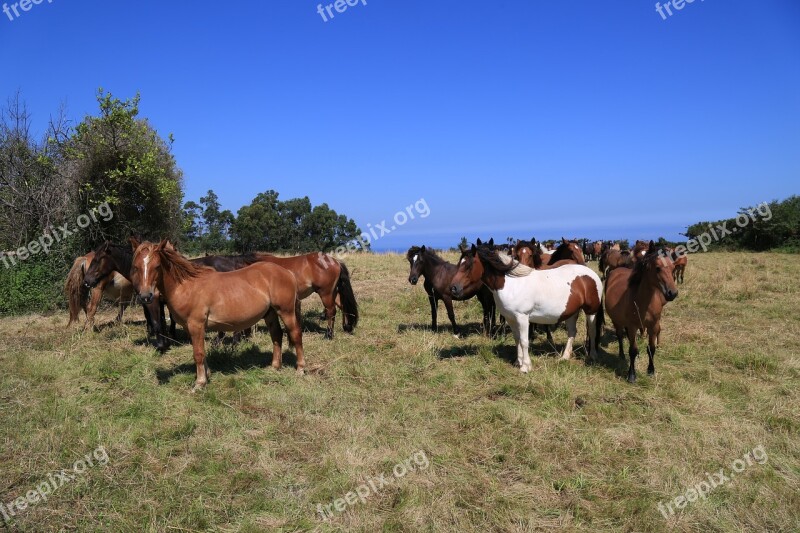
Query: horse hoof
627,374,636,384
647,367,655,376
297,368,305,376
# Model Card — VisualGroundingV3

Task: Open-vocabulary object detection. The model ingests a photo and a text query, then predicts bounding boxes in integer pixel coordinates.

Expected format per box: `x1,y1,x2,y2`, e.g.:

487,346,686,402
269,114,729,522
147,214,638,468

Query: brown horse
669,248,687,284
598,240,648,280
243,252,358,339
131,239,306,391
602,241,678,383
406,245,496,336
81,241,171,350
65,252,134,330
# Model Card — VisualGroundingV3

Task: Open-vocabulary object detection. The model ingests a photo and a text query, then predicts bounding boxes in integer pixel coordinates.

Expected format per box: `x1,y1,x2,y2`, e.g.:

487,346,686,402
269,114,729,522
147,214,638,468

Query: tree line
0,90,363,313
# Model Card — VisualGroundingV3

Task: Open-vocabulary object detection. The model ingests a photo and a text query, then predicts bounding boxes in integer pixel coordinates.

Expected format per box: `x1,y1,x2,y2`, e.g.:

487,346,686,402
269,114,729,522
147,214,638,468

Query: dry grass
0,252,798,532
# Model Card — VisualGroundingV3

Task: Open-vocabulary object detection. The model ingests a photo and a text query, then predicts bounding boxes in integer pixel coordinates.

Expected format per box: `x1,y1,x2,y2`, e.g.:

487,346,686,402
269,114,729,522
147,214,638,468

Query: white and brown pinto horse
451,243,603,373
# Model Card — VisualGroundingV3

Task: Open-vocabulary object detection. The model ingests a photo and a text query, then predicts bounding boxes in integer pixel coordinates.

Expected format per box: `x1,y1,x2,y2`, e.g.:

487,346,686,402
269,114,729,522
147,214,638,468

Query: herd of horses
63,235,686,390
65,238,358,391
408,238,685,382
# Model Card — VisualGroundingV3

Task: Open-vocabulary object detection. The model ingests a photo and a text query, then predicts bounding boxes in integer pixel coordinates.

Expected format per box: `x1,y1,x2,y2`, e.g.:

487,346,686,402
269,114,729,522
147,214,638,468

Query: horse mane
476,245,532,277
628,247,667,288
159,245,212,283
406,246,446,266
94,241,134,274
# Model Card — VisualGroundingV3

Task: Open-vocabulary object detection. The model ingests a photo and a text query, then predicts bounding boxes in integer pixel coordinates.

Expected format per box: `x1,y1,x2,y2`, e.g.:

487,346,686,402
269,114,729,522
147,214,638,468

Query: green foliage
66,89,184,248
180,190,235,254
685,196,800,252
0,252,67,315
230,190,363,253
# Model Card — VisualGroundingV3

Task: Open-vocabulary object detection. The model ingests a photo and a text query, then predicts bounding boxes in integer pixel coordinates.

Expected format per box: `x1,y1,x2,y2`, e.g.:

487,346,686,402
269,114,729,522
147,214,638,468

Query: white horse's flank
491,257,603,373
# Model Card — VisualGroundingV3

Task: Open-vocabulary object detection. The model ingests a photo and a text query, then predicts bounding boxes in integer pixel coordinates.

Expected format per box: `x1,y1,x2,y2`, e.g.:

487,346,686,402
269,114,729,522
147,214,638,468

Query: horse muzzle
451,284,463,298
665,289,678,302
139,292,155,305
408,276,418,285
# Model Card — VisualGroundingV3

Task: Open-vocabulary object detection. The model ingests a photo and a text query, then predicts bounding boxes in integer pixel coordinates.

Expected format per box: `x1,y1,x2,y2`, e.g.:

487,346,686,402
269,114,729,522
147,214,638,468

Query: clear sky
2,0,799,250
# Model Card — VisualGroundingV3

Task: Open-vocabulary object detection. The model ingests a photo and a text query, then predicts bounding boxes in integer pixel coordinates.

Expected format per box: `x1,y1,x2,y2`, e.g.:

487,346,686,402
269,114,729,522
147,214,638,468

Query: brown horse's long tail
337,261,358,332
65,256,88,325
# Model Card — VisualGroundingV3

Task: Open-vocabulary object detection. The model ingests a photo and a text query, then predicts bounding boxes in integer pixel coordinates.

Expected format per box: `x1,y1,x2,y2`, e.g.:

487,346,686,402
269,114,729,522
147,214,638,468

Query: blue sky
2,0,799,250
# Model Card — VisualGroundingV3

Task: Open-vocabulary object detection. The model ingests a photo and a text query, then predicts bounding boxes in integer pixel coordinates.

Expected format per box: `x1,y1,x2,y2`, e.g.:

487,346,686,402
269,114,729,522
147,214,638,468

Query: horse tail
337,261,359,332
65,256,88,325
596,297,605,341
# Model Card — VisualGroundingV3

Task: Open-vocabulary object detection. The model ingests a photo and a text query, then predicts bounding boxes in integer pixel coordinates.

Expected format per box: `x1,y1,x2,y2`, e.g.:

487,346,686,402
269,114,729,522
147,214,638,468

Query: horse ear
164,241,176,252
488,238,494,247
648,240,656,253
420,245,426,253
476,238,483,246
470,244,477,255
128,236,141,250
562,237,568,244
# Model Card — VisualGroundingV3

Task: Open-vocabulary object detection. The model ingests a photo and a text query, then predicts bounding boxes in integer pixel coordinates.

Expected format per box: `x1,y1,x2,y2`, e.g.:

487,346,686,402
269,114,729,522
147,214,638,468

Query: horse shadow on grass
397,322,488,338
435,345,480,359
155,344,298,385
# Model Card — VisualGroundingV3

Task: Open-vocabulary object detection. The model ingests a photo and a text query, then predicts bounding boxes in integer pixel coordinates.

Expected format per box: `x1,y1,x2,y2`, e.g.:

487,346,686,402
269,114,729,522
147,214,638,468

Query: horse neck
109,246,134,278
632,272,665,312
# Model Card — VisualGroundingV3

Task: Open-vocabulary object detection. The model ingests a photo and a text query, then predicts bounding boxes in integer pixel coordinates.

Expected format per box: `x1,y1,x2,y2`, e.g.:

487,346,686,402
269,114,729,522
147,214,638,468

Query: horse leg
319,290,336,340
615,327,625,358
505,314,523,369
561,315,578,360
441,295,459,338
264,308,283,370
115,299,128,323
188,322,209,391
585,312,598,363
545,325,554,345
517,315,532,373
276,301,305,375
626,328,639,383
426,284,438,332
85,287,103,331
647,324,660,376
477,290,493,337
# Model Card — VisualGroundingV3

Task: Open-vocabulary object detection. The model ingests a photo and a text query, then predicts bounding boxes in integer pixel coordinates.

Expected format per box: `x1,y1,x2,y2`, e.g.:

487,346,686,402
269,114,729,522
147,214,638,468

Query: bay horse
81,242,170,349
603,241,678,383
130,239,306,391
668,248,687,284
65,252,134,330
407,245,496,337
450,243,603,373
242,252,358,339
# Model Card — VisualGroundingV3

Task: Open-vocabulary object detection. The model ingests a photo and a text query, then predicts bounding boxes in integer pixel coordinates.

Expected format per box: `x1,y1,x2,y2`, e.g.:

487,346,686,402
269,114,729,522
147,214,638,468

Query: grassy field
0,251,798,532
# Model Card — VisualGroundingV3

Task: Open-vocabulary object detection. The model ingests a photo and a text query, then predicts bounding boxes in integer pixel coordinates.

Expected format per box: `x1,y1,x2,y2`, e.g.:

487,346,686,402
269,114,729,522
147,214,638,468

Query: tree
231,190,363,253
0,92,72,252
64,89,184,248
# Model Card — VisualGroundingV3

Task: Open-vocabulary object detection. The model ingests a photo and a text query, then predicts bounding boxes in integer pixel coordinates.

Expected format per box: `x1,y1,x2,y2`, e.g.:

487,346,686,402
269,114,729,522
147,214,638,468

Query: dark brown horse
65,251,134,330
407,245,496,337
602,241,678,383
81,242,170,349
131,239,306,391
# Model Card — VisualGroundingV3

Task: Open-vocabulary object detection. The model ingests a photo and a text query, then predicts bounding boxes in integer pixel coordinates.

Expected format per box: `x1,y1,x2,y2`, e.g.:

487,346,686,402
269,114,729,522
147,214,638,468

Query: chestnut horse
407,245,496,336
668,248,687,284
81,242,170,349
603,241,678,383
131,239,305,391
451,243,603,372
65,252,134,330
242,252,358,339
